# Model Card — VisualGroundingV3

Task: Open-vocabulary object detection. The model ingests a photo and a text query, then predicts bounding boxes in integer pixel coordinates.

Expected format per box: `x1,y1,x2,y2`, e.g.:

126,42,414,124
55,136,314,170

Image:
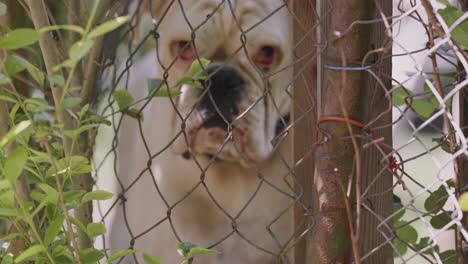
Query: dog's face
154,0,291,167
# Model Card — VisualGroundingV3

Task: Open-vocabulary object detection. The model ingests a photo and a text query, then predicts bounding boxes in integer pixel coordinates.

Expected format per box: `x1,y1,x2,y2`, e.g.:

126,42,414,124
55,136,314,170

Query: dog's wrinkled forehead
155,0,290,58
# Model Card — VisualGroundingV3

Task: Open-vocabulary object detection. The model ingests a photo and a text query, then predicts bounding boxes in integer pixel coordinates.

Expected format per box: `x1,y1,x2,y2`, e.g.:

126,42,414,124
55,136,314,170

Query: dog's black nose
198,64,245,129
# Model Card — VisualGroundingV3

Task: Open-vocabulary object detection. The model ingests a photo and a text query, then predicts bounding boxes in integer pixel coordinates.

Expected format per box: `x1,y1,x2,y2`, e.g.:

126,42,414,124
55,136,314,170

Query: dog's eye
171,40,196,61
254,45,278,71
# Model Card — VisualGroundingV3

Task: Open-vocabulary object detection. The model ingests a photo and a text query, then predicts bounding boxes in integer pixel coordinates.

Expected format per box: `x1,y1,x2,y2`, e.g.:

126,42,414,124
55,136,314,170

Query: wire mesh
91,0,468,263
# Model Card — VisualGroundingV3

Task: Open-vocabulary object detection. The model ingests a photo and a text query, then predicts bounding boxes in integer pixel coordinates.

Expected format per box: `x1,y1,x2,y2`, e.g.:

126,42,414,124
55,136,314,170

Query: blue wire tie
324,64,373,71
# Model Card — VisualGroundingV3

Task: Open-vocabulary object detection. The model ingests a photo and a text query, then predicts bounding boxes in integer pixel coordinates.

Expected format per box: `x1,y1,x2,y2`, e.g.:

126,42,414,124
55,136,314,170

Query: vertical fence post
358,1,393,263
291,0,317,263
305,1,393,263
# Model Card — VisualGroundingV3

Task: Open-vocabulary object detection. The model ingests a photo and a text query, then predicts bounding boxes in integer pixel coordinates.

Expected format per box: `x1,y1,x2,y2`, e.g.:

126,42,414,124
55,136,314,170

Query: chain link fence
90,0,468,263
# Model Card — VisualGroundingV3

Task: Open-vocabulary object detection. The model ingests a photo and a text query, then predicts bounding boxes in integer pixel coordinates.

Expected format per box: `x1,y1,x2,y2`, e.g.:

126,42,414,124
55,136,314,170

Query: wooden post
358,1,393,263
304,1,393,263
291,0,317,263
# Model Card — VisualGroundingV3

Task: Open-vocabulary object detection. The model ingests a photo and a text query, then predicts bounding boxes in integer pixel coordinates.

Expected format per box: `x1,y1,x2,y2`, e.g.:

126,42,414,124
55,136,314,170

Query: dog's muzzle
173,64,255,165
197,64,245,129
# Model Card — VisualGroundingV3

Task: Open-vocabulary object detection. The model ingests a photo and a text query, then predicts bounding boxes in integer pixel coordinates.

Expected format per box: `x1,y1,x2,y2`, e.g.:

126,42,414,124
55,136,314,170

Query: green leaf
64,190,85,203
106,249,137,263
0,3,6,17
48,74,65,87
432,137,452,153
4,55,28,75
436,0,449,5
69,39,94,64
64,124,100,139
25,62,45,87
46,155,91,178
459,192,468,211
0,91,17,103
412,99,438,119
25,97,54,113
392,86,411,106
53,59,74,71
176,76,203,88
0,189,16,208
0,28,40,50
82,190,114,204
0,73,11,85
88,16,130,39
438,6,468,49
0,208,21,218
393,238,407,256
0,120,32,149
80,248,105,264
185,247,218,259
177,242,196,258
44,214,64,245
39,25,85,35
4,147,28,183
425,184,451,213
1,255,13,264
414,237,439,255
177,242,218,260
190,58,211,77
395,221,418,244
61,97,82,109
87,223,106,238
70,217,87,234
439,250,457,264
112,90,134,110
393,204,405,222
14,245,45,263
147,78,182,98
143,253,162,264
430,212,452,229
38,184,59,204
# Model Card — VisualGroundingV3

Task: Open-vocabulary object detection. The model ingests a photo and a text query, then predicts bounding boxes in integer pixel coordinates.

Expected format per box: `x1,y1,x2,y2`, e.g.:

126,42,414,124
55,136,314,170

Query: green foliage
106,249,137,263
112,90,134,110
14,245,45,263
0,3,207,262
393,181,457,259
0,2,134,263
143,253,162,264
190,58,211,77
0,28,39,50
177,242,218,262
87,16,130,39
437,5,468,49
147,79,182,98
424,181,453,213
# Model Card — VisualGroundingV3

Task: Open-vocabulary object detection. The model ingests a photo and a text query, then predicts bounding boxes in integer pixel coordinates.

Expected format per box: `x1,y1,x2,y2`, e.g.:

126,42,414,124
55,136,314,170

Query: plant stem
26,0,93,250
43,140,83,264
26,0,75,157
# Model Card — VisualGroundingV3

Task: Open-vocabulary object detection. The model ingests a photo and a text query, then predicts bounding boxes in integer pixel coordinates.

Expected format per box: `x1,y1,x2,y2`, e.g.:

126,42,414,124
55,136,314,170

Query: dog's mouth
175,111,256,166
174,110,291,168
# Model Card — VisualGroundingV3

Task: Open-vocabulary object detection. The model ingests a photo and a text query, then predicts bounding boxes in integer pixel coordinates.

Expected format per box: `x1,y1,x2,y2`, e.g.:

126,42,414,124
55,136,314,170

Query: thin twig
42,140,83,264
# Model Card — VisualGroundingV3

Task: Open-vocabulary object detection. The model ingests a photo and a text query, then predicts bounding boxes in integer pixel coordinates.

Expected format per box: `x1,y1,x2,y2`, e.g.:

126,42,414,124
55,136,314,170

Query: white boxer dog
94,1,295,263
